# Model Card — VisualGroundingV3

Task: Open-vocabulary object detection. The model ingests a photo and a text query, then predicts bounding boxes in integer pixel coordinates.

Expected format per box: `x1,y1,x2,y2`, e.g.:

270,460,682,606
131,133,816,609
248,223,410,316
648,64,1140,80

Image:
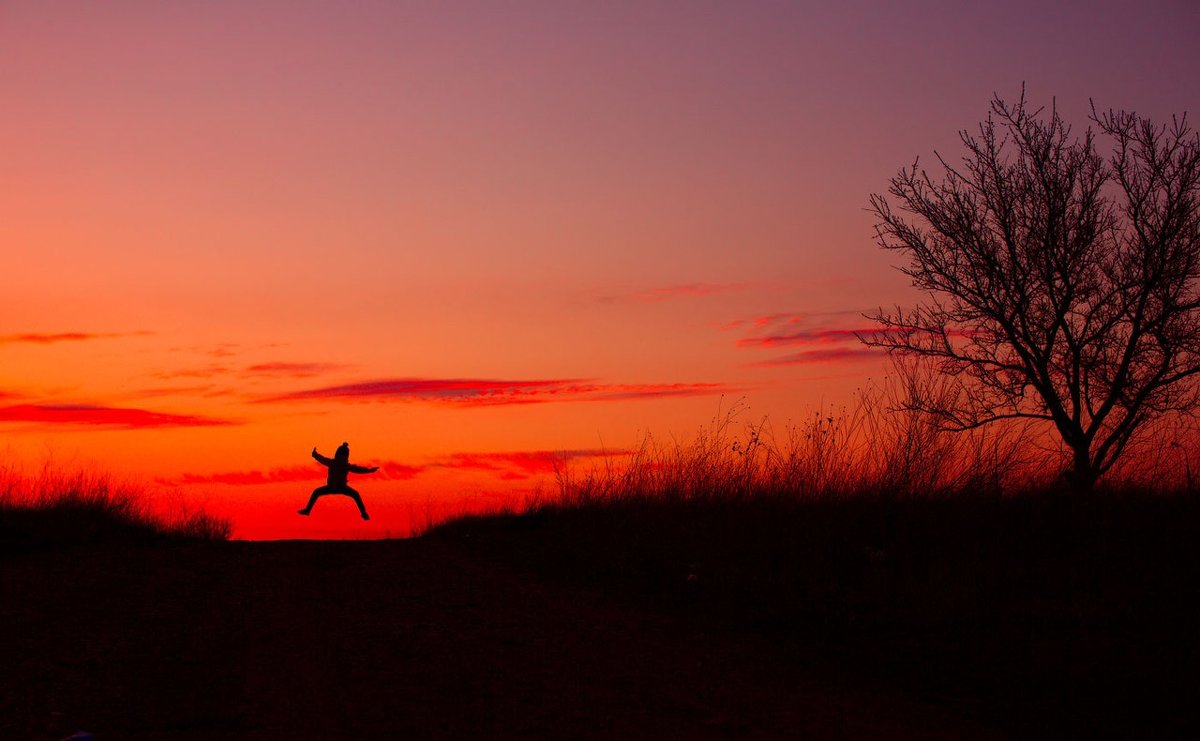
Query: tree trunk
1066,445,1097,494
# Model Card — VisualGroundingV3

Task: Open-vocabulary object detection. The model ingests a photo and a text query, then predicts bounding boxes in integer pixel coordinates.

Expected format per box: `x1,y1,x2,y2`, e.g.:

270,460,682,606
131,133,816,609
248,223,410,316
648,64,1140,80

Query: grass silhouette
0,467,231,550
425,397,1200,735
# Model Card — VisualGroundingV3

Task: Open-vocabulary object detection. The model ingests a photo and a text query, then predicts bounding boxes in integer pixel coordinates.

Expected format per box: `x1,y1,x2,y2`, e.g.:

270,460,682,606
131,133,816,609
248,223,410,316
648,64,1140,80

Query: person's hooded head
335,442,350,461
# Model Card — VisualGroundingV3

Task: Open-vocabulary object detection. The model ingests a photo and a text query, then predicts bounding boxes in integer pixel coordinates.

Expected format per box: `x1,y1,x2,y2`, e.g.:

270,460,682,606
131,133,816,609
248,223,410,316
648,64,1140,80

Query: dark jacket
313,450,374,488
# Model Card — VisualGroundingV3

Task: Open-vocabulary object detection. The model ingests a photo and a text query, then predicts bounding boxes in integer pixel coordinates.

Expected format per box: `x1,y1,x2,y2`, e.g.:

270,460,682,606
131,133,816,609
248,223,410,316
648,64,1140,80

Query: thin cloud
243,362,348,378
724,310,900,367
151,365,232,380
258,378,734,406
206,344,240,359
131,385,220,399
168,466,319,486
149,360,345,381
436,449,633,479
260,378,570,404
721,313,806,332
376,462,426,480
749,347,882,366
0,403,235,428
587,383,731,401
0,331,152,345
737,326,908,349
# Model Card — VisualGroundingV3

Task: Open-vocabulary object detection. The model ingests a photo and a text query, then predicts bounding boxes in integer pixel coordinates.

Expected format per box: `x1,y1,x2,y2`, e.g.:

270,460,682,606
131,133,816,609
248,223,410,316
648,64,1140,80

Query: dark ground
2,540,988,740
1,494,1197,738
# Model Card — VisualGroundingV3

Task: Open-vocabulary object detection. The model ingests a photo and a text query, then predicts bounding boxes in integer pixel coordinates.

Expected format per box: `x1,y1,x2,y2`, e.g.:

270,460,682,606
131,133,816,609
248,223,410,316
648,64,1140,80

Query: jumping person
299,442,378,520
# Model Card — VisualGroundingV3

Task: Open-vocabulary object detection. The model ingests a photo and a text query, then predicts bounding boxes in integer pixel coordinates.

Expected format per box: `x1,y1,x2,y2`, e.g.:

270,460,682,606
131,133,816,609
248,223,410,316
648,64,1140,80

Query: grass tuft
0,467,231,550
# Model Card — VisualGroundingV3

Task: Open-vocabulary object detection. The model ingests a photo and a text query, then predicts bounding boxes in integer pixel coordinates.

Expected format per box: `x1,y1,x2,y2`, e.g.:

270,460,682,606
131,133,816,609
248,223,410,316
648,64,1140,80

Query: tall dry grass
0,465,231,545
550,367,1194,509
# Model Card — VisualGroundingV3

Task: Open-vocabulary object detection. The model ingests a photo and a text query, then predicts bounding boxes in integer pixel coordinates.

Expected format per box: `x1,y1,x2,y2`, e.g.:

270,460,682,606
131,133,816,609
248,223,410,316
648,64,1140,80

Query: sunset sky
2,1,1197,537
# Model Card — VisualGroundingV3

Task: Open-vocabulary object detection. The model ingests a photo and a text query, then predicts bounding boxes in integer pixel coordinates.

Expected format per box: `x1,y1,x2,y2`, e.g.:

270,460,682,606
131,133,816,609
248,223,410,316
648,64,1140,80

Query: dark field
428,494,1200,738
1,494,1197,738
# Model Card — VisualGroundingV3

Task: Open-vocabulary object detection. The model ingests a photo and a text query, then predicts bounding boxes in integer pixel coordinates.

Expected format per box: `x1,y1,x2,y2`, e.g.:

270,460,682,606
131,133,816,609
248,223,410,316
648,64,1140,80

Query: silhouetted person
299,442,378,520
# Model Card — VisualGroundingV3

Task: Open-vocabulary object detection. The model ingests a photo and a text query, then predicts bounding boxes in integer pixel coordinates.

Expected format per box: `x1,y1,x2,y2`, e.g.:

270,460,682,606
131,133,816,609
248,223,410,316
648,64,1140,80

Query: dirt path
0,540,995,739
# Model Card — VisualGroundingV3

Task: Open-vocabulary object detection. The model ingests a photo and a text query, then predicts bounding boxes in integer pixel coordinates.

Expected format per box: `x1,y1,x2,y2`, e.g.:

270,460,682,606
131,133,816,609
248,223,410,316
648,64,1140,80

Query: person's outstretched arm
312,447,333,466
348,463,378,474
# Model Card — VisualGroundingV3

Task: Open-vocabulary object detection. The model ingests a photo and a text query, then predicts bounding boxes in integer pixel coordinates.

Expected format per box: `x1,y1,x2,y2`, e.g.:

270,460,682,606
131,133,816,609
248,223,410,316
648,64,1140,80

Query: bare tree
862,90,1200,491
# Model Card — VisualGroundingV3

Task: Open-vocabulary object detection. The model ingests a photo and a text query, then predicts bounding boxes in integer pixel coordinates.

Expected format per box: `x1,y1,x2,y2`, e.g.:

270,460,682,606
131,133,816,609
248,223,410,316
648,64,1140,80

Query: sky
2,1,1198,538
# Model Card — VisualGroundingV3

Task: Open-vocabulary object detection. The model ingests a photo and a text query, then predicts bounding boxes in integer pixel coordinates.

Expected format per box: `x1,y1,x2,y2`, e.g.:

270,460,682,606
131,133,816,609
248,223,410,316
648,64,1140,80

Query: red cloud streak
243,362,346,378
0,404,234,428
587,383,730,401
749,347,883,366
169,466,320,486
0,331,150,344
259,378,733,406
437,449,633,478
737,327,908,349
721,312,807,332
